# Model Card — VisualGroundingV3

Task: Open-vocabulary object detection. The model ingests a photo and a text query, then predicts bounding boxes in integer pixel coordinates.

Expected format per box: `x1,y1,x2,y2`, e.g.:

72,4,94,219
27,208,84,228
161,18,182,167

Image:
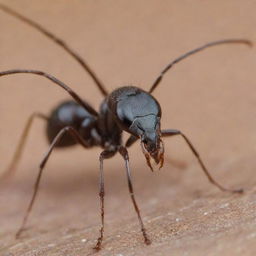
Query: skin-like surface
0,0,255,255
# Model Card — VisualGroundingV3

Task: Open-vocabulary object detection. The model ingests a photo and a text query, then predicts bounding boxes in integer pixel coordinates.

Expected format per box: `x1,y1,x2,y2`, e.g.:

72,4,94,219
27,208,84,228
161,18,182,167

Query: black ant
0,4,252,251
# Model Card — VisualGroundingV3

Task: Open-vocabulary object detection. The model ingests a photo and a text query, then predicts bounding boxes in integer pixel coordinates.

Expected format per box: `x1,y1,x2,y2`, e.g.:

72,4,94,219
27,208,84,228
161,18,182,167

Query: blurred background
0,1,255,255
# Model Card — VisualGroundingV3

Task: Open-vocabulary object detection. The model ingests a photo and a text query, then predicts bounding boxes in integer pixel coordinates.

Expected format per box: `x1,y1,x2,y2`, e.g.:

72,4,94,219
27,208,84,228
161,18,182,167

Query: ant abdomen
46,100,96,147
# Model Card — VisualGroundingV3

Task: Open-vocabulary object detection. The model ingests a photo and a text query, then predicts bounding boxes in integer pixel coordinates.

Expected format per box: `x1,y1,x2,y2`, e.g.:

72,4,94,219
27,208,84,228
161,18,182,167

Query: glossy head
107,86,164,170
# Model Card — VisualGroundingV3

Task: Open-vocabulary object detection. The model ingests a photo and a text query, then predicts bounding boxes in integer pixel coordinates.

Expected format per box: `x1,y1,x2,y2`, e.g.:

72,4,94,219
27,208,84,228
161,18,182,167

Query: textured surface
0,1,256,255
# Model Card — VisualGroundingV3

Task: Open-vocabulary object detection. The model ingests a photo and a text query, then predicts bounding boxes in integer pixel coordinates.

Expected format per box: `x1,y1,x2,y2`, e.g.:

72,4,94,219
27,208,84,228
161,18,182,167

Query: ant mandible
0,4,252,251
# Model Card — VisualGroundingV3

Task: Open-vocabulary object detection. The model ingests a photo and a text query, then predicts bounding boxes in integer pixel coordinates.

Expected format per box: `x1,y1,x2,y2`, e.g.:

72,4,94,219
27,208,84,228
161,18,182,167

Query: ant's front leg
161,129,243,193
118,146,151,245
93,149,116,251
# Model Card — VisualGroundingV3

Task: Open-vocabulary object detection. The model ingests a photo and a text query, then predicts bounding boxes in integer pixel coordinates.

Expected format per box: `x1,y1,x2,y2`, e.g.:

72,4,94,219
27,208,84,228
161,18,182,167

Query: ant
0,3,253,251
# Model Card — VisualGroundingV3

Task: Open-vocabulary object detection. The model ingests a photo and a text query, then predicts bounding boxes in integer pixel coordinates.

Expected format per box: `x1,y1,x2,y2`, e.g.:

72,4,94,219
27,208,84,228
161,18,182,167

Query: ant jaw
140,139,164,172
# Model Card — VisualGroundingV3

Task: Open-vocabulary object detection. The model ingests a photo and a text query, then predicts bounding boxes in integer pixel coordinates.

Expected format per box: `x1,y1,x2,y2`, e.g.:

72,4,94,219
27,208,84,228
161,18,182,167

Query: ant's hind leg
16,126,91,238
0,112,48,182
161,129,243,193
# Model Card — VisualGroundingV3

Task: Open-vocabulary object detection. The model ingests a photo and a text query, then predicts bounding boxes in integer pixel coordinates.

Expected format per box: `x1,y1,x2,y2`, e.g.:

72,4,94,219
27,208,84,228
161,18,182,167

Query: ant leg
0,113,48,182
125,135,138,148
161,129,243,193
119,146,151,245
93,149,116,251
16,126,91,238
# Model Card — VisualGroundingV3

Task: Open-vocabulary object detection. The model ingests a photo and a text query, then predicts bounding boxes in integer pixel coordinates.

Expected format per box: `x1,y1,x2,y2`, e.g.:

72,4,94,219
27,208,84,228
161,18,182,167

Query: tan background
0,0,256,255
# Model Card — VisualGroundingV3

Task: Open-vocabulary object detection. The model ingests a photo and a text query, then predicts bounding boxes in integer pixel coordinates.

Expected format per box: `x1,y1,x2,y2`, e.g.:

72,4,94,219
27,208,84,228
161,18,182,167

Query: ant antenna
0,4,108,96
0,69,98,116
149,39,253,93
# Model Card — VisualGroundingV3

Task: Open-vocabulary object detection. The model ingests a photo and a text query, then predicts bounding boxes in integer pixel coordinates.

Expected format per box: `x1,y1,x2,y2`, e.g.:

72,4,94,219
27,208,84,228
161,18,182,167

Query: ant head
109,86,164,170
129,115,164,171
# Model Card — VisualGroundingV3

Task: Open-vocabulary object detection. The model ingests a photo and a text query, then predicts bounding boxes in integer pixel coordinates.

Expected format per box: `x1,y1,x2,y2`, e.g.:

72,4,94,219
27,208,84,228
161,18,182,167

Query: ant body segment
0,4,252,251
